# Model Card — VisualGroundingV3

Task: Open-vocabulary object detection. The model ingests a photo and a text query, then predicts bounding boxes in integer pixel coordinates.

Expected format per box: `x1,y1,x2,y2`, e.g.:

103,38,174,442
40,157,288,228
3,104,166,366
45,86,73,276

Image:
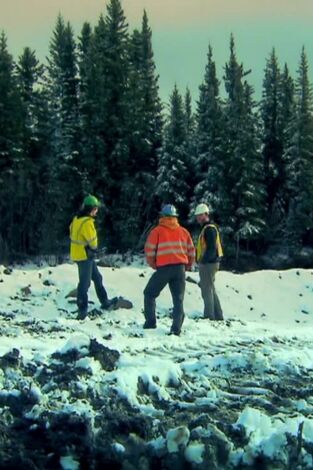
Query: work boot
143,321,156,329
168,329,180,336
101,297,118,310
112,297,133,310
77,310,88,320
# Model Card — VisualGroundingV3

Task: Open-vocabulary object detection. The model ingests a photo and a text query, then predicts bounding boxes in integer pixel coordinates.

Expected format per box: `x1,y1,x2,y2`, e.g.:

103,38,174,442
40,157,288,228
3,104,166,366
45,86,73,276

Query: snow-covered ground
0,259,313,469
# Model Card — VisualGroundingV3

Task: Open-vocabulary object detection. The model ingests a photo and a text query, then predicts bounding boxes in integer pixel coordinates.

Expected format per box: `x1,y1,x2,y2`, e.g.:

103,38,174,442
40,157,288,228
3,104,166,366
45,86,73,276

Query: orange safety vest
196,223,223,263
144,217,195,268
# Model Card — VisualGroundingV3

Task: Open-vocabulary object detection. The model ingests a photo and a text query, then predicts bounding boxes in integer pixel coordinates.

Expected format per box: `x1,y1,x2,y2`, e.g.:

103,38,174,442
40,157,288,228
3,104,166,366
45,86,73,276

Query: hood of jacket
159,217,180,230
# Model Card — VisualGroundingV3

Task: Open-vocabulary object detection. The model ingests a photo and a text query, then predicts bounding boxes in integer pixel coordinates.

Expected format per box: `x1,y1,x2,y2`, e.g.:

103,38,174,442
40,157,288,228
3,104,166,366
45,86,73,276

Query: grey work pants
143,264,186,334
199,263,223,320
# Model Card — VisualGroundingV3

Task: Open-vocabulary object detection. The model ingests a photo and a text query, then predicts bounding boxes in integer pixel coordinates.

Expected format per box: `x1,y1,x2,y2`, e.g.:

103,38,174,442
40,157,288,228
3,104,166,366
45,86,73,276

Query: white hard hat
194,203,210,216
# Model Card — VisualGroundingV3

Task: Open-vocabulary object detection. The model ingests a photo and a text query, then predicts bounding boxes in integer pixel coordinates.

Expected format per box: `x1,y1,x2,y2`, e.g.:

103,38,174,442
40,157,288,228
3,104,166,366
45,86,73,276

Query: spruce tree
223,35,265,255
102,0,129,174
139,10,163,172
223,34,245,241
238,82,265,244
193,46,225,223
44,15,80,253
284,48,313,247
77,21,102,192
93,1,130,249
184,88,194,136
0,32,22,260
280,64,294,130
86,15,110,194
157,85,189,219
183,87,197,211
261,49,287,236
16,47,47,255
124,11,163,247
278,64,295,232
124,27,150,247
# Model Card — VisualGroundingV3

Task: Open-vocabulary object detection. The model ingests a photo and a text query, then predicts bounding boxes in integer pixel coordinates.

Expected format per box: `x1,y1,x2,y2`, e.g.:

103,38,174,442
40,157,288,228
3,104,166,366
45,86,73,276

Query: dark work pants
144,264,186,334
77,259,108,314
199,263,223,320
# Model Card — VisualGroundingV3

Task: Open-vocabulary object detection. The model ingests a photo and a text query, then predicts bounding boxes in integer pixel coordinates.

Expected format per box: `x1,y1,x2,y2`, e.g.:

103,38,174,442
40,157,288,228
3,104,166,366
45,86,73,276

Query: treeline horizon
0,0,312,262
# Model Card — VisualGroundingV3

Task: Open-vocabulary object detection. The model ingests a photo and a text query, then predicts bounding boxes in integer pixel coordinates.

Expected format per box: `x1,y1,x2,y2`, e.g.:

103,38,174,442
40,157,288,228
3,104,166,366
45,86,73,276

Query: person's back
143,205,195,335
70,209,97,262
145,216,194,269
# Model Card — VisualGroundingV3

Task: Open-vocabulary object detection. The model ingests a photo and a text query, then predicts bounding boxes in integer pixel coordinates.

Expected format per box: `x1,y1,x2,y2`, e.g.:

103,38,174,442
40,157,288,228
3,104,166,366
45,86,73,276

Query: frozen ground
0,260,312,469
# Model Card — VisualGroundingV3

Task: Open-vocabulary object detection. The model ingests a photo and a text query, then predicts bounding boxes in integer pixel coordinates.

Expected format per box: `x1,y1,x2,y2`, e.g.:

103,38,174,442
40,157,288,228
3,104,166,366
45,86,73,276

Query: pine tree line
0,0,312,262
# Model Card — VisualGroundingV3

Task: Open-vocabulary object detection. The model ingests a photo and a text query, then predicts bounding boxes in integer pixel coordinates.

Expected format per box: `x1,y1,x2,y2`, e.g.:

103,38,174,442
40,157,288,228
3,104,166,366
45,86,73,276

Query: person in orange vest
69,195,117,320
144,204,195,335
195,203,224,320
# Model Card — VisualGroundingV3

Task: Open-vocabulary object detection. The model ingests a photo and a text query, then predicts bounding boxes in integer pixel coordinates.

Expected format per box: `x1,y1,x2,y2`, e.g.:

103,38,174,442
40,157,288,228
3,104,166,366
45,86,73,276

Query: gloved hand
86,246,107,260
85,246,98,259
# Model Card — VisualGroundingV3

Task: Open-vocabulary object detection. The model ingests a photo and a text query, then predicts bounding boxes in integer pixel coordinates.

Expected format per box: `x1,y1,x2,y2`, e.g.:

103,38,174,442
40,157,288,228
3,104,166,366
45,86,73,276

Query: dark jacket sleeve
201,225,218,263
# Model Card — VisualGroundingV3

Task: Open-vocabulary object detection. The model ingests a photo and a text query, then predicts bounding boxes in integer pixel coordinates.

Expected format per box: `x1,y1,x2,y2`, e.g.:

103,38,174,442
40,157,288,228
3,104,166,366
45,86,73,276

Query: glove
85,246,97,259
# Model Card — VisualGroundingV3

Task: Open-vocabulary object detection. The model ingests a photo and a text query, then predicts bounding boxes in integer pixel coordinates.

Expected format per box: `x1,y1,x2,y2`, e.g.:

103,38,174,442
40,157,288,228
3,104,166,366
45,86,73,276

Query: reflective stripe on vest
196,223,223,262
156,240,190,257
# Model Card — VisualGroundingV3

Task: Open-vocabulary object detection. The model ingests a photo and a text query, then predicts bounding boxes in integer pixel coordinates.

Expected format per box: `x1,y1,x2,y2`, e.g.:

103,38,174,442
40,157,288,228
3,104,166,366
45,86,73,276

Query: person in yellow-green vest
70,195,117,320
194,203,224,321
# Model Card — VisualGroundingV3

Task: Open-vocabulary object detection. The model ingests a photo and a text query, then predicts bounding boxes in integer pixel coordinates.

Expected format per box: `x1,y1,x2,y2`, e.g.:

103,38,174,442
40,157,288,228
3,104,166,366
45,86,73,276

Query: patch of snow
60,455,80,470
184,441,205,464
112,442,126,453
166,426,190,453
59,335,90,355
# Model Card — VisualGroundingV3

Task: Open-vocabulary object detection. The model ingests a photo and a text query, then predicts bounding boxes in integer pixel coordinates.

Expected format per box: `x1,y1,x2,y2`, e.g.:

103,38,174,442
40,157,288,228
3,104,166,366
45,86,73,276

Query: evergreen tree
92,1,130,249
77,21,102,192
279,64,294,138
102,0,129,177
47,16,79,160
284,48,313,247
261,49,287,234
157,85,189,219
184,87,194,136
139,10,163,173
223,34,245,240
223,35,265,254
124,10,163,247
237,82,265,244
193,46,225,222
278,64,295,217
84,15,111,196
183,87,197,210
44,15,80,253
0,32,22,260
16,47,48,255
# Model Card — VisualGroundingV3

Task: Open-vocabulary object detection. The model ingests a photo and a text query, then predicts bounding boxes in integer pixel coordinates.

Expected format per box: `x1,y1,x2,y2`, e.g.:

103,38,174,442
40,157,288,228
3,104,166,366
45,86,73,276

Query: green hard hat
83,194,100,208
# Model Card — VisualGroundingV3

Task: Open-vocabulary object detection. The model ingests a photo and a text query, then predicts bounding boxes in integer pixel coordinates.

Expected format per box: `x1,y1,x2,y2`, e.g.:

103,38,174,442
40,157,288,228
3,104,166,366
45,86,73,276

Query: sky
0,259,313,466
1,0,313,102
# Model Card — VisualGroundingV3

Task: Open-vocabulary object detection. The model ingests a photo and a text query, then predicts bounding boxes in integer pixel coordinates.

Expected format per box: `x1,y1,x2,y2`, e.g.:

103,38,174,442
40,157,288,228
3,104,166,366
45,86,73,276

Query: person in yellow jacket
195,203,224,321
70,195,117,320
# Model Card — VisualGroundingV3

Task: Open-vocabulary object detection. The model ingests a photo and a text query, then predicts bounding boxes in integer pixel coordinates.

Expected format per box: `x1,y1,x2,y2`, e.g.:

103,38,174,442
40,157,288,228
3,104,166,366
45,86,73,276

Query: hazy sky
2,0,313,102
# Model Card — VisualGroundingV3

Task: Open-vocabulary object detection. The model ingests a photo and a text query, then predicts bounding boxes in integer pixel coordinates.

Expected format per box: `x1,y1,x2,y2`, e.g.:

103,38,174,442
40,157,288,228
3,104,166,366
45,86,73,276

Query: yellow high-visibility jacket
69,216,98,261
